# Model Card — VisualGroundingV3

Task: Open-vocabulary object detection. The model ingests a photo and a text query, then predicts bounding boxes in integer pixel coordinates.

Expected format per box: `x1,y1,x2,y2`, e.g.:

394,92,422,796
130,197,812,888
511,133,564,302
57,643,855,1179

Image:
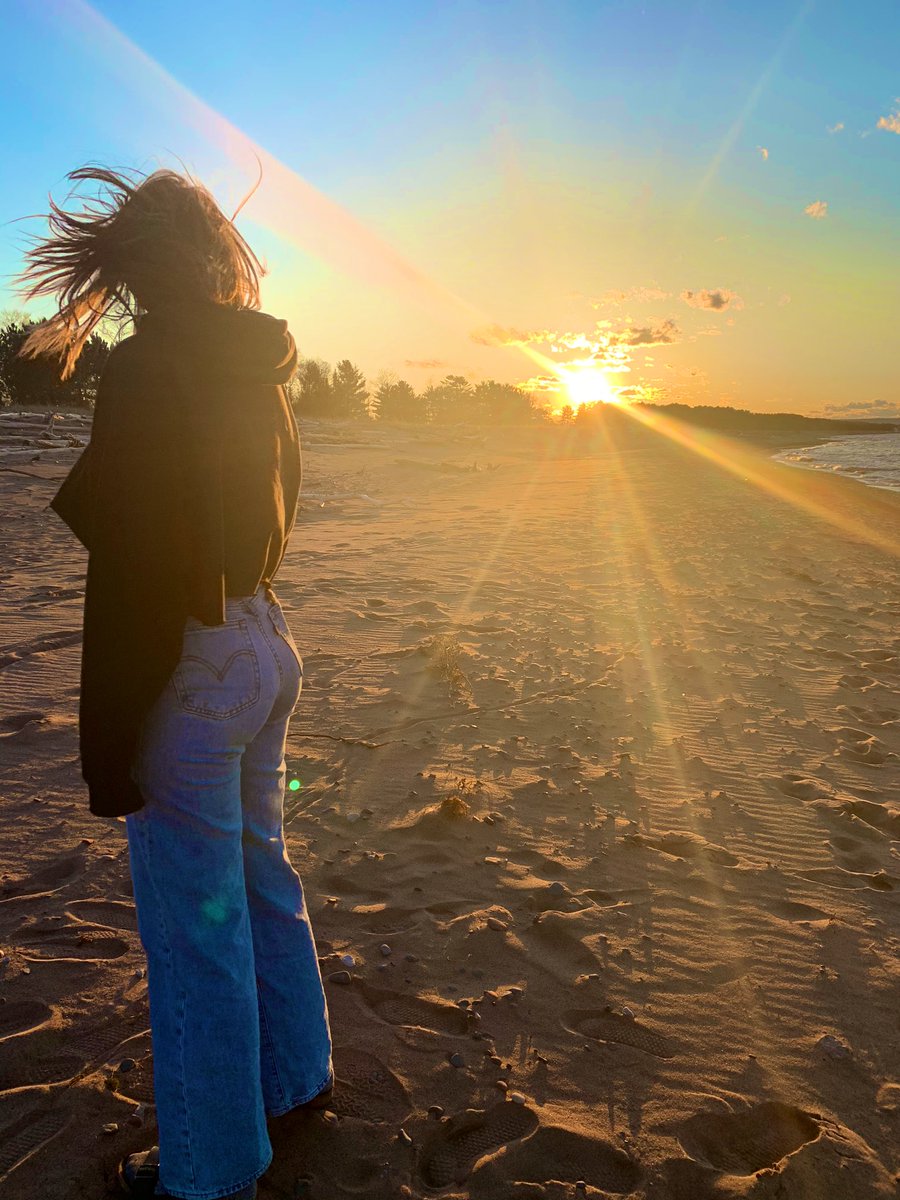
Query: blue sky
2,0,898,413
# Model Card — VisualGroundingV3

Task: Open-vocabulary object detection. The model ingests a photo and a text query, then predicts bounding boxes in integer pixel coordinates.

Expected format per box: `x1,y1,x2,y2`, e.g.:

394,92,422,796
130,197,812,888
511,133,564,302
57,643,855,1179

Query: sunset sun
561,365,619,410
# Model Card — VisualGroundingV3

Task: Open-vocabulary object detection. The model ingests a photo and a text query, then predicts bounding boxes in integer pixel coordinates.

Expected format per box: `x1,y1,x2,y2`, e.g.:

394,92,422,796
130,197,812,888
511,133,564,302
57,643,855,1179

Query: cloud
827,121,844,134
680,288,743,311
591,286,669,307
821,398,900,418
804,200,828,219
695,327,723,337
469,324,552,347
877,107,900,134
777,293,791,306
614,319,679,346
516,374,561,394
757,146,769,160
404,358,446,369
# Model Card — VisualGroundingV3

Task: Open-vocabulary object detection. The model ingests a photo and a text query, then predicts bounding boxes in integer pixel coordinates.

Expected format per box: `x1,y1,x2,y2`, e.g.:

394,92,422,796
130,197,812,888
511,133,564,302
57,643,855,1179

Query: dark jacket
49,303,301,818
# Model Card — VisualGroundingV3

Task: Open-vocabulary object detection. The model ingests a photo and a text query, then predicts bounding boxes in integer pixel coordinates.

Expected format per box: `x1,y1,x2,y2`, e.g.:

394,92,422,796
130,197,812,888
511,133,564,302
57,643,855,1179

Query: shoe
118,1145,258,1198
302,1083,334,1111
118,1146,166,1198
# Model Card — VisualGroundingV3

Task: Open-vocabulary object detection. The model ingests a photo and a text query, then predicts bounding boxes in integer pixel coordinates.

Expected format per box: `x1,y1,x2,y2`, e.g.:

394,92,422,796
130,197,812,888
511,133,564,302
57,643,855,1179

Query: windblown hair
16,165,264,378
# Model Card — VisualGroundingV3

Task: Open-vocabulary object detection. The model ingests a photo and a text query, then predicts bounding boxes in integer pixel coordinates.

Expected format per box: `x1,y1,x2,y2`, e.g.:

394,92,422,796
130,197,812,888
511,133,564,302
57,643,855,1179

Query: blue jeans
126,584,333,1200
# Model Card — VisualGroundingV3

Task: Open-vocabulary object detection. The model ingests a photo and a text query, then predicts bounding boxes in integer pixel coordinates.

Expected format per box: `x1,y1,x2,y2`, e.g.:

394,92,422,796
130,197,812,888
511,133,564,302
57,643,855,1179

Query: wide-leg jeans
125,584,333,1200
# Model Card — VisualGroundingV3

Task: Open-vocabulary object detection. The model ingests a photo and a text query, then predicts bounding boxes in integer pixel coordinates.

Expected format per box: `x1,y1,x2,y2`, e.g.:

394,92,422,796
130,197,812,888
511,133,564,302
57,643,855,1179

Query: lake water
775,433,900,494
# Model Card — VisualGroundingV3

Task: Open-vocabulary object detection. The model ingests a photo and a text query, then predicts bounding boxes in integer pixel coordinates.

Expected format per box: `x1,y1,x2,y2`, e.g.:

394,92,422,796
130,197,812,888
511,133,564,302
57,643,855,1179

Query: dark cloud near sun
680,289,743,311
404,358,446,369
612,319,679,347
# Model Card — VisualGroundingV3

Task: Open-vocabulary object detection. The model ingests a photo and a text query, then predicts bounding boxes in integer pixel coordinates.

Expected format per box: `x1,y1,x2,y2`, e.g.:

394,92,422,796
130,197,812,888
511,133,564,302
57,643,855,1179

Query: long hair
16,165,264,378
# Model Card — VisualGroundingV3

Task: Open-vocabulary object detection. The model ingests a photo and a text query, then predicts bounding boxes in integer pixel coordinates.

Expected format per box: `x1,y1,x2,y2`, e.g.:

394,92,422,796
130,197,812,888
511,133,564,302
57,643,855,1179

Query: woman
18,166,333,1200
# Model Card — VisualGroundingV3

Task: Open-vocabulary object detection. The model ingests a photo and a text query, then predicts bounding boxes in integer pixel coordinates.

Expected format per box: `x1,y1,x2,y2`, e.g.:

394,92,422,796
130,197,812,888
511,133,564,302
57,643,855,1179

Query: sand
1,408,899,1199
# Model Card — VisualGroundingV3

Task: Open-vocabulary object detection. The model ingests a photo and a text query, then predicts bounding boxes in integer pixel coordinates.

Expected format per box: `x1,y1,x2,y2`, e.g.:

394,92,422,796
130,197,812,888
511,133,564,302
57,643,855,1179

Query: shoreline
770,433,900,496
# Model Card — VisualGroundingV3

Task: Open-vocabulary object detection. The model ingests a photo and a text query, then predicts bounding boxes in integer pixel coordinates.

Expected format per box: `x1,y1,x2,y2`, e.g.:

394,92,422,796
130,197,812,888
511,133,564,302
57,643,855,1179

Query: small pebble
322,1111,339,1127
119,1058,136,1073
622,1006,635,1019
548,881,566,895
127,1106,146,1128
340,953,355,968
509,1092,527,1104
380,944,392,957
448,1052,465,1069
328,969,352,985
398,1128,413,1146
487,917,507,932
428,1105,444,1120
405,953,419,963
496,1080,508,1092
102,1123,119,1135
817,1034,851,1060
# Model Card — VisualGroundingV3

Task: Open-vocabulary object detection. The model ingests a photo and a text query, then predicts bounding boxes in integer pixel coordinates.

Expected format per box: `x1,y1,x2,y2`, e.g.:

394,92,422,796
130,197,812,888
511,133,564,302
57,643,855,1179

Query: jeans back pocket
173,619,261,719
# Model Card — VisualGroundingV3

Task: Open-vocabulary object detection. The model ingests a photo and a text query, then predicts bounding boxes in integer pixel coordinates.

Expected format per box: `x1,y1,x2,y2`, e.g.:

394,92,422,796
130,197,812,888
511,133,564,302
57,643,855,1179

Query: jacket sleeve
75,345,192,817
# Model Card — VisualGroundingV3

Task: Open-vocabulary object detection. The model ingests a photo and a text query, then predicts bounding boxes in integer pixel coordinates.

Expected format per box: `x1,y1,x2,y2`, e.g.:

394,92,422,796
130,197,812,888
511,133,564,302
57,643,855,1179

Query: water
775,433,900,494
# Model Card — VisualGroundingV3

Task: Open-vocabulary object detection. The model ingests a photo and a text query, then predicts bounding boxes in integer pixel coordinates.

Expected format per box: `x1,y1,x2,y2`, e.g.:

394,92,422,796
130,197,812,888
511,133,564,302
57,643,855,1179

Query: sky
0,0,898,416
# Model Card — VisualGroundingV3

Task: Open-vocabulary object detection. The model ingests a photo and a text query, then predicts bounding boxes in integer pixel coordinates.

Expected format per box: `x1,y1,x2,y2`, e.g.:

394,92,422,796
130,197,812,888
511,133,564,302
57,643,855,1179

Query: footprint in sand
793,866,895,893
329,1047,411,1123
480,1126,642,1196
68,1018,149,1070
0,711,49,739
418,1100,538,1189
0,1000,52,1042
830,727,893,766
644,831,739,866
562,1008,675,1059
836,703,898,728
2,1018,148,1092
771,773,833,801
1,848,86,899
827,834,882,873
527,911,601,972
765,899,829,923
357,983,471,1036
677,1101,820,1175
837,673,878,693
0,1100,70,1182
64,899,139,932
16,925,130,962
841,799,900,840
0,629,82,669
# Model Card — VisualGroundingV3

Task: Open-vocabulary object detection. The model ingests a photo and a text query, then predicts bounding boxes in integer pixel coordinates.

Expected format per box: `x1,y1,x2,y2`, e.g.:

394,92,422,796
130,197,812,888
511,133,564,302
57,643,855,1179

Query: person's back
16,165,333,1200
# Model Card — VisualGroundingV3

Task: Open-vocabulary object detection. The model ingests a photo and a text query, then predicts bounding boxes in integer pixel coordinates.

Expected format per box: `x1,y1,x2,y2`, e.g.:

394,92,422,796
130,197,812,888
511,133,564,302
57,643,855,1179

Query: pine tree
331,359,369,420
376,377,420,422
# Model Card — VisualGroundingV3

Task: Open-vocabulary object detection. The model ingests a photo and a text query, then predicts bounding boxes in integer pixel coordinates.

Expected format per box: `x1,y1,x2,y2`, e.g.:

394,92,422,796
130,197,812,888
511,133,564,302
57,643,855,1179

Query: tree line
0,317,539,426
289,358,537,424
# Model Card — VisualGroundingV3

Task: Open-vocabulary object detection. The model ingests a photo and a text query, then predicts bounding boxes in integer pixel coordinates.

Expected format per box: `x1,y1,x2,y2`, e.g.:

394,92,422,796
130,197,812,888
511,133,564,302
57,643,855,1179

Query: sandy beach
1,411,899,1199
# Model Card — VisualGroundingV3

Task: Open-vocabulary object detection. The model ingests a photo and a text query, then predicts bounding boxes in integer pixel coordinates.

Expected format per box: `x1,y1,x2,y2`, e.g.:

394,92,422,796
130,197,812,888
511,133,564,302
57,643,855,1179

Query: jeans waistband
225,581,277,619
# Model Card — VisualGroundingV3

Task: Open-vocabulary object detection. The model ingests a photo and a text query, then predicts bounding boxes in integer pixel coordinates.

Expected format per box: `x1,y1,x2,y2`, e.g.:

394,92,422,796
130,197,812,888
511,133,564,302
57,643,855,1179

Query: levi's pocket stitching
173,619,261,719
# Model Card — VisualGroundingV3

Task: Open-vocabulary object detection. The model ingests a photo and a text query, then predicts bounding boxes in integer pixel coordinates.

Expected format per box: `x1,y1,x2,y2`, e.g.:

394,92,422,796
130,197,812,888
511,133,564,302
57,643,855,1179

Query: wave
774,433,900,494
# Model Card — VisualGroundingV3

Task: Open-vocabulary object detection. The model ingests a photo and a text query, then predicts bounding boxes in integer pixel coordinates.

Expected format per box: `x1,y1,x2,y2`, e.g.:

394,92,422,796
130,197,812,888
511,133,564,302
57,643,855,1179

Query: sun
560,366,619,409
